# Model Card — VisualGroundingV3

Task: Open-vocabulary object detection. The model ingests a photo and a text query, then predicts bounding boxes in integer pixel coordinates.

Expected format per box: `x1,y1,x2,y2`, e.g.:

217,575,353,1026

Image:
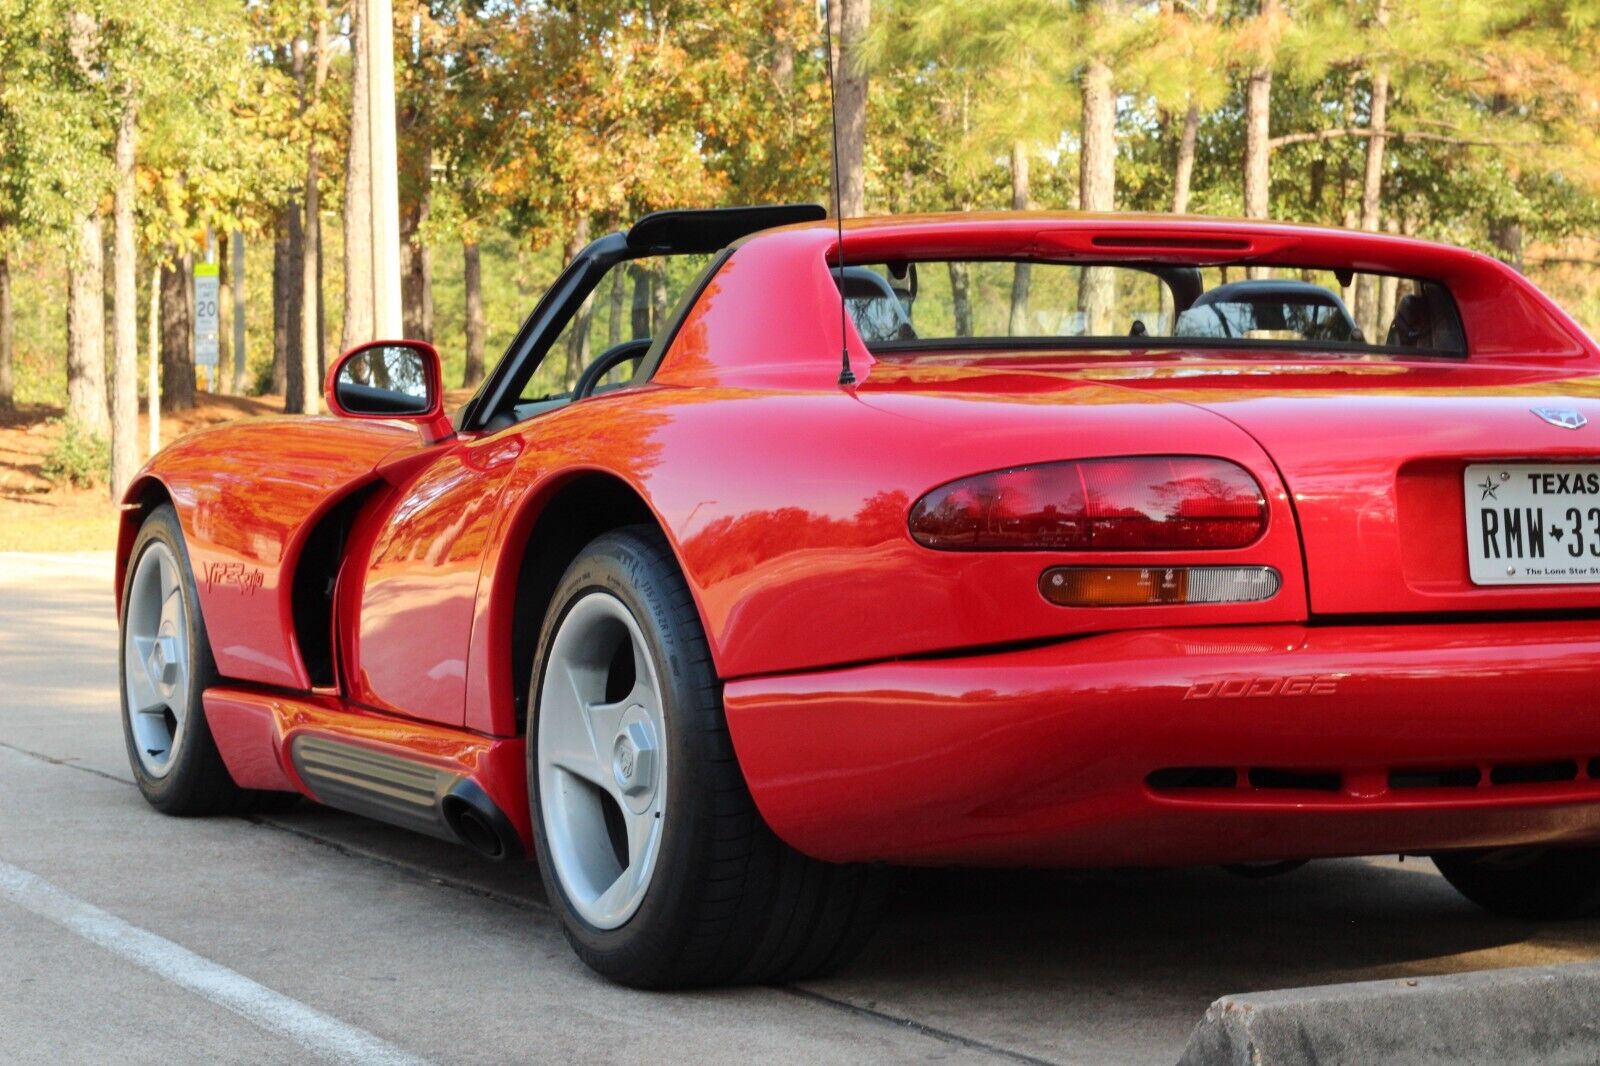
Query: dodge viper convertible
118,205,1600,987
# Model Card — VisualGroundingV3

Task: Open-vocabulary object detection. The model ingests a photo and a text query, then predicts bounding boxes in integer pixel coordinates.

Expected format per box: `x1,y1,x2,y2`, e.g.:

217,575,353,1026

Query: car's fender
459,377,1305,736
118,417,416,690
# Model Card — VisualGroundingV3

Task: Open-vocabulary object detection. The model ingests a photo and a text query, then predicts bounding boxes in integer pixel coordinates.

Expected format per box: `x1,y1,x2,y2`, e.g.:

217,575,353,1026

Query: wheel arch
116,475,176,614
481,469,691,737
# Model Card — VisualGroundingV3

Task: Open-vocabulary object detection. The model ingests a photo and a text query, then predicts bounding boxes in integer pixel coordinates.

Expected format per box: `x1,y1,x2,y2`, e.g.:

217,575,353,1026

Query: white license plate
1465,463,1600,584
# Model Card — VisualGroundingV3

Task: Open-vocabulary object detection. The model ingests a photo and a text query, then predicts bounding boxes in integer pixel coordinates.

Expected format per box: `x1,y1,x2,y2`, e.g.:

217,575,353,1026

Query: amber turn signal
1039,566,1281,607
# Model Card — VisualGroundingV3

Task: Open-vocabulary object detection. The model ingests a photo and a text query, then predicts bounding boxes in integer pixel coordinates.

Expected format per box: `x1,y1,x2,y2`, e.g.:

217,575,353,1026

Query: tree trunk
147,264,160,454
948,261,971,337
271,205,303,396
159,252,195,412
272,224,288,395
231,232,248,394
607,267,625,347
110,93,139,496
1243,69,1272,220
401,147,434,342
650,267,668,331
565,296,593,392
285,201,308,411
1491,220,1523,272
0,254,12,409
830,0,870,217
462,240,485,387
315,211,326,379
630,264,650,339
67,212,110,434
562,220,592,389
1173,102,1199,214
217,232,232,395
1079,54,1116,335
1377,219,1400,337
292,168,322,414
1354,1,1391,340
1008,142,1032,337
342,0,374,350
289,19,326,415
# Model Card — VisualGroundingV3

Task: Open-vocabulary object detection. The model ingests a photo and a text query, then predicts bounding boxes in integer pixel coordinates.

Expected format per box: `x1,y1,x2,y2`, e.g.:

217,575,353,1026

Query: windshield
520,252,711,403
836,261,1466,357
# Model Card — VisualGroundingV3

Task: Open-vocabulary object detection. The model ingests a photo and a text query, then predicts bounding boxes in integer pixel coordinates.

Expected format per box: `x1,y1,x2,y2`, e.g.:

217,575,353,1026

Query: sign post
194,262,220,391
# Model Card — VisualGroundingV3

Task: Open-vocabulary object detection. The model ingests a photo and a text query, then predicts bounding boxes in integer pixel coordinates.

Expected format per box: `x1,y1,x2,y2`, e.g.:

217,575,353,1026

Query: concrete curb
1178,962,1600,1065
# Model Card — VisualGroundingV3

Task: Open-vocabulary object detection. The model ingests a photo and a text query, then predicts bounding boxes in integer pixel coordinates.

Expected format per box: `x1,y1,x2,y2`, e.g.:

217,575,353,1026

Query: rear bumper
723,621,1600,866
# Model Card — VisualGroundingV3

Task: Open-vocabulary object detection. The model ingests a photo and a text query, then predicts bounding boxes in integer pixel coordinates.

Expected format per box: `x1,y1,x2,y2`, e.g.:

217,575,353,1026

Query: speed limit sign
194,262,219,370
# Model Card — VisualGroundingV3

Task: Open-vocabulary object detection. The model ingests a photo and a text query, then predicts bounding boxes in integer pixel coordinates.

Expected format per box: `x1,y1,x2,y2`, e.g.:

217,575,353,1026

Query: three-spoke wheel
528,526,885,988
536,590,667,930
119,504,295,815
123,540,192,778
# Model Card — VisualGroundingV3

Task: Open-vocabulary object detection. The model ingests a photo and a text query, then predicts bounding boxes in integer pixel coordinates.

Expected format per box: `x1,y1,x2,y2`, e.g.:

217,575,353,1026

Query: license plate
1465,463,1600,584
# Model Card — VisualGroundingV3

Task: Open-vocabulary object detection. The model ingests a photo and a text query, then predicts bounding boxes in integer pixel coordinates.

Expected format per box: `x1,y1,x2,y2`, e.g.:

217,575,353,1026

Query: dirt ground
0,393,281,551
0,387,481,552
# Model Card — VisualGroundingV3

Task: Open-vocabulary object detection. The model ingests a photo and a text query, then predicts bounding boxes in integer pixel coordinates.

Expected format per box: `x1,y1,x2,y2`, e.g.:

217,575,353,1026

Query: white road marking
0,860,431,1066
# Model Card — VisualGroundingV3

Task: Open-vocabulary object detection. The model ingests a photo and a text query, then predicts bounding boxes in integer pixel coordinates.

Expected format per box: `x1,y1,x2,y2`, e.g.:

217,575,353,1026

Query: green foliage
40,418,110,488
9,0,1600,421
0,0,113,253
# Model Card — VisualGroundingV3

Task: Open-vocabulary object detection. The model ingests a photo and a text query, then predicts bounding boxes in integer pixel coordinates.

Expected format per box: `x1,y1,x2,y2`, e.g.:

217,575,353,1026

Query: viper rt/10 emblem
204,562,264,595
1183,675,1340,700
1532,407,1588,430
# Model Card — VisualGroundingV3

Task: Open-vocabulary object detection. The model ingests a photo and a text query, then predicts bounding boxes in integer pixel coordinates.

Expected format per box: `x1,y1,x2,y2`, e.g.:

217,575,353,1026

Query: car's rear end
700,216,1600,904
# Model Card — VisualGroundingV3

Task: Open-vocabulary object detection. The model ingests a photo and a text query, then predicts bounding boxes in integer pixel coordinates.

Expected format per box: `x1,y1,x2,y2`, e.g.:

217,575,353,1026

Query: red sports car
118,206,1600,987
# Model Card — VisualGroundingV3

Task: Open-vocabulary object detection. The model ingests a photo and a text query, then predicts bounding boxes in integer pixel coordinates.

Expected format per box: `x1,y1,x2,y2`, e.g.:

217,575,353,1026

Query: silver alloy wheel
123,541,191,778
537,591,668,930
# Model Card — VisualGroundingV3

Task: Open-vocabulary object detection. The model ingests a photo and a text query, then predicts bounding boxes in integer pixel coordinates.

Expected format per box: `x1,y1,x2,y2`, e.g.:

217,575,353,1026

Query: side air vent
289,735,524,860
291,735,458,841
290,487,377,688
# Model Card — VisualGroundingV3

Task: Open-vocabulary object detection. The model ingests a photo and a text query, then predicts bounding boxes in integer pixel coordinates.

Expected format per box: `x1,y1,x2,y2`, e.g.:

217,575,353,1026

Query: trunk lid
1068,358,1600,615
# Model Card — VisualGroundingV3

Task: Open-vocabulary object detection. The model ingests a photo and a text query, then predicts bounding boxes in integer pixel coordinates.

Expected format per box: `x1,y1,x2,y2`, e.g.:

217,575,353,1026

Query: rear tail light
908,456,1267,551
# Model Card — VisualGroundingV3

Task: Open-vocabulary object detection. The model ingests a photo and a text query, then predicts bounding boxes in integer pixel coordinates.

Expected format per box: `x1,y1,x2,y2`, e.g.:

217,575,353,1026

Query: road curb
1178,962,1600,1065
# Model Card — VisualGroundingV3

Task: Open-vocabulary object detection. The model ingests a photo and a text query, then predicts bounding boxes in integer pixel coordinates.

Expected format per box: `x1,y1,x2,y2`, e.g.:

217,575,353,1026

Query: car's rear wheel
1432,846,1600,920
120,505,295,816
528,526,885,988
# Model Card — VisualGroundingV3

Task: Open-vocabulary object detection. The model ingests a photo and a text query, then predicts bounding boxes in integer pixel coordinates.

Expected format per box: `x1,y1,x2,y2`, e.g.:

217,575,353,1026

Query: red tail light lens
909,457,1267,550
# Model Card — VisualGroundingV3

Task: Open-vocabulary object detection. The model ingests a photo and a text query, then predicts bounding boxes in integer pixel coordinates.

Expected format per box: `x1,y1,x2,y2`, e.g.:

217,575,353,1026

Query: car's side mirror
325,340,454,444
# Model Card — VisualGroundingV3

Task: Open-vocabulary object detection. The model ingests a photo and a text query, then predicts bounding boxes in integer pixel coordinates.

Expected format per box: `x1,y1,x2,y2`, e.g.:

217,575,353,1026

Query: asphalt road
5,552,1600,1065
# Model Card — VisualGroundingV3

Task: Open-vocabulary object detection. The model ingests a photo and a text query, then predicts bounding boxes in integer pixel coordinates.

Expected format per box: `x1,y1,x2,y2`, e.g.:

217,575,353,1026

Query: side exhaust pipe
441,779,525,861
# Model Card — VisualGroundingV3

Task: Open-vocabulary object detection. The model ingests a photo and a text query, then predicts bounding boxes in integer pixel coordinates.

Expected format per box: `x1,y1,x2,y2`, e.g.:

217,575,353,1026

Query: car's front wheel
120,504,294,816
1432,846,1600,920
528,526,884,988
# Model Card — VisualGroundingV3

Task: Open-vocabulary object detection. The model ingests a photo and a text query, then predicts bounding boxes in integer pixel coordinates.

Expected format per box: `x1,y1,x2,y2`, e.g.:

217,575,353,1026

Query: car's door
342,436,523,726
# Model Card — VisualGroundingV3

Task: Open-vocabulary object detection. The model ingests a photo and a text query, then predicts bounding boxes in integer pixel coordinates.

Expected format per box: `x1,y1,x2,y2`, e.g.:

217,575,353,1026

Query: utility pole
232,234,247,393
366,0,403,337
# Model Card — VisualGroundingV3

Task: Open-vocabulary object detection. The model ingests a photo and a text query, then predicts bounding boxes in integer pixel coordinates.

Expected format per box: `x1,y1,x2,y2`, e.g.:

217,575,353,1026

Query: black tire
527,525,885,988
1432,846,1600,920
119,505,298,816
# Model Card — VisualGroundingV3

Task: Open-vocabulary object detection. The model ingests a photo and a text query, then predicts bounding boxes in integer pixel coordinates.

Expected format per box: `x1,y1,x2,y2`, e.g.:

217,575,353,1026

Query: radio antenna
822,0,856,387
